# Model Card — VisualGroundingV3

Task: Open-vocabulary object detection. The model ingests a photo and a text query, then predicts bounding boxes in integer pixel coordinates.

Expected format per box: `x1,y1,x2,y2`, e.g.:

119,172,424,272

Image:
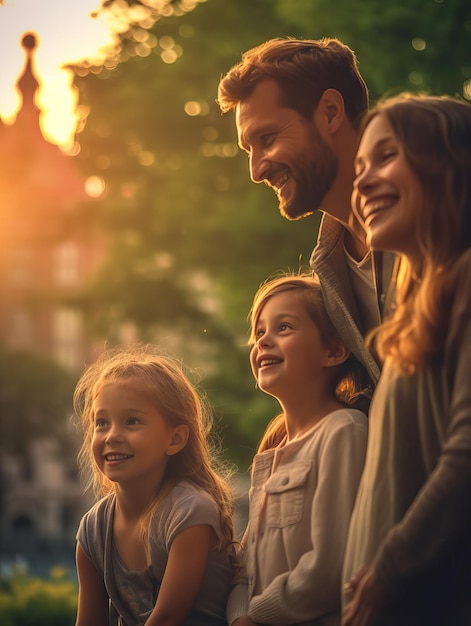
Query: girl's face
352,113,424,262
250,291,332,402
92,381,184,493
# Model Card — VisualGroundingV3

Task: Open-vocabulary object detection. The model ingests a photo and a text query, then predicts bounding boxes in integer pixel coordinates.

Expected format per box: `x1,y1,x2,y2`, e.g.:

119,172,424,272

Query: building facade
0,33,102,576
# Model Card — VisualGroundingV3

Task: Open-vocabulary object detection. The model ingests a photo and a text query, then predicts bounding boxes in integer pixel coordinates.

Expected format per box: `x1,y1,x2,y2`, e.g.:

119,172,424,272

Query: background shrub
0,567,77,626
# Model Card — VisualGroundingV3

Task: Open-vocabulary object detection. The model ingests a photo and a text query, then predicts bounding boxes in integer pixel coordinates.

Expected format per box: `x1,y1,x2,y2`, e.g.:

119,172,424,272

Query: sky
0,0,130,149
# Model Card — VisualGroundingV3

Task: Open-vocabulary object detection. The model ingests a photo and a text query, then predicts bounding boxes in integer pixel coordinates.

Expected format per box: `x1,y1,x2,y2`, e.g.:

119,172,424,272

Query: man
217,37,396,389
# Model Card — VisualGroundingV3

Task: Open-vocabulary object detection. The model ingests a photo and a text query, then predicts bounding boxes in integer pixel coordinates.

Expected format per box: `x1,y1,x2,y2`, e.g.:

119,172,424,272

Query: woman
342,94,471,626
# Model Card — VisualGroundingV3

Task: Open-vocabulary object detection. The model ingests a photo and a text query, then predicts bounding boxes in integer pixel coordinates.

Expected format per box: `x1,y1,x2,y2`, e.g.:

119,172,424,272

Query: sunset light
0,0,129,150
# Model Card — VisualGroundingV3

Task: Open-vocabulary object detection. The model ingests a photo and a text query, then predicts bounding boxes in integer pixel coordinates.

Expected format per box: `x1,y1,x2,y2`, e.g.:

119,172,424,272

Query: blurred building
0,33,102,576
0,33,103,369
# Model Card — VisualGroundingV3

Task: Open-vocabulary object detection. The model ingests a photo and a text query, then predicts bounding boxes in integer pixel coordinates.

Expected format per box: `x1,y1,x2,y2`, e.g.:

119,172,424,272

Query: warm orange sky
0,0,133,150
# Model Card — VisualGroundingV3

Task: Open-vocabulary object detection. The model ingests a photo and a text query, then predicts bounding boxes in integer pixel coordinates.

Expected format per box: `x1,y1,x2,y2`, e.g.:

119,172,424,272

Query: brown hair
217,37,368,128
363,94,471,373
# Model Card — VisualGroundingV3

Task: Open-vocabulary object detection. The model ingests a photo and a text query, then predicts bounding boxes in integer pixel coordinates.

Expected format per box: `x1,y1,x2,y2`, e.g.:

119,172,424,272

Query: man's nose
249,151,269,183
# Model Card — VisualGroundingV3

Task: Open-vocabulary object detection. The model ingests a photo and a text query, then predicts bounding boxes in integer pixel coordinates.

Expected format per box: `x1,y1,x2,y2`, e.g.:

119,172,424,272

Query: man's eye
261,133,275,147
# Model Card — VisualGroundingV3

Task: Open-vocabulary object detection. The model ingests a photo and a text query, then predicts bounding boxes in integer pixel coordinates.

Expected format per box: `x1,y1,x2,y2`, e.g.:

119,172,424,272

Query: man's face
236,78,338,220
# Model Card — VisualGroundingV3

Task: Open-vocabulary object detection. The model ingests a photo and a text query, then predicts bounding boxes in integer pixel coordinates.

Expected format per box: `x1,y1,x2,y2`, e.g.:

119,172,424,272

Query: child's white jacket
228,408,367,626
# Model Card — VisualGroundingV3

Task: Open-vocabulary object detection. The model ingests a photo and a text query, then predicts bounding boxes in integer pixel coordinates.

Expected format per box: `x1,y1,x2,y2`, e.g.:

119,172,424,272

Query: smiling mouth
259,358,282,368
267,171,290,192
363,197,397,221
105,453,132,462
275,172,289,189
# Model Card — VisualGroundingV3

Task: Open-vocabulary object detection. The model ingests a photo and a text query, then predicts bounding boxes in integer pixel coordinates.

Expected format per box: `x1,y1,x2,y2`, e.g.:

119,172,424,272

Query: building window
10,309,33,350
53,242,79,287
8,247,31,286
51,307,83,371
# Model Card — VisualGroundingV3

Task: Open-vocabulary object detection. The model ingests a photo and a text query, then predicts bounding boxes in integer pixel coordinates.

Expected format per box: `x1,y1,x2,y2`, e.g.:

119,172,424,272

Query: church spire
15,32,41,127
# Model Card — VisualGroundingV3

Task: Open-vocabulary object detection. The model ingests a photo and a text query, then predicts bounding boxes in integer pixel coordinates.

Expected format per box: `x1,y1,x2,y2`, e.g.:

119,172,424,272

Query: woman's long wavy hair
363,95,471,374
74,344,237,555
248,272,367,452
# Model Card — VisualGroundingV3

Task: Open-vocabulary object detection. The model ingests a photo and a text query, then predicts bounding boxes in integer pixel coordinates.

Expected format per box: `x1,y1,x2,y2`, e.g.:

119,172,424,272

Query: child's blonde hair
248,272,367,451
74,344,236,552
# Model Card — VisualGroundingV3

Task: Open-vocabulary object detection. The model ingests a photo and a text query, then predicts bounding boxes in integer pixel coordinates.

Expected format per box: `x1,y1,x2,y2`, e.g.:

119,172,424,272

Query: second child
228,273,368,626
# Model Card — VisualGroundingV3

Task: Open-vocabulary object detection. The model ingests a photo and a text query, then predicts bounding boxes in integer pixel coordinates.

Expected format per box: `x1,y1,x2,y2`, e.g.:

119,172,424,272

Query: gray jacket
311,213,396,386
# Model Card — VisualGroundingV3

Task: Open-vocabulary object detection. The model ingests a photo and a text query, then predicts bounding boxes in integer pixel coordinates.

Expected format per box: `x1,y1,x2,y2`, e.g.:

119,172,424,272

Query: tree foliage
274,0,471,101
0,347,75,457
70,0,471,466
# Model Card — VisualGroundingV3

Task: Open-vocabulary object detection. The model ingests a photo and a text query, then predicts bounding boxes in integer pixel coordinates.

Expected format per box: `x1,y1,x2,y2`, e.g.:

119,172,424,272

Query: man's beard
278,131,338,221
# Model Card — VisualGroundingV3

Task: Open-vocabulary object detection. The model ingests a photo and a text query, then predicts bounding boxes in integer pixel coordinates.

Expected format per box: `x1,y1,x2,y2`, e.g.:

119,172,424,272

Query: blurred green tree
274,0,471,101
73,0,318,467
0,346,74,457
70,0,471,467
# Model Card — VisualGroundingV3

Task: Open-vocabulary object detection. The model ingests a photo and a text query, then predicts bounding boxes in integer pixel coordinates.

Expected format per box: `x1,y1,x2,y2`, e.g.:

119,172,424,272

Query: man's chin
279,201,315,221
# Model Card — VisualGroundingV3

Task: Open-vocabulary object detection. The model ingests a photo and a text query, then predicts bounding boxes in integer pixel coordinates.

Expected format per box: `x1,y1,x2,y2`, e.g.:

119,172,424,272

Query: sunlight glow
200,142,238,158
0,0,141,150
0,0,205,150
85,175,106,198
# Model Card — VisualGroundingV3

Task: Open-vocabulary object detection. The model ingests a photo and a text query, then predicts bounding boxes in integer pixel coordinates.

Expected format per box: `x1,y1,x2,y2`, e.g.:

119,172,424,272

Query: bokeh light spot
161,48,178,64
139,151,155,166
411,38,426,51
159,35,175,50
463,79,471,101
85,175,106,198
185,101,201,116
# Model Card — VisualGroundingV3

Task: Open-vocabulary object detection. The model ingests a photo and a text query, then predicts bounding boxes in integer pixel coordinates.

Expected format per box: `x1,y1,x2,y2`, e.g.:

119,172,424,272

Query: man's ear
323,339,350,368
166,424,189,456
314,89,345,134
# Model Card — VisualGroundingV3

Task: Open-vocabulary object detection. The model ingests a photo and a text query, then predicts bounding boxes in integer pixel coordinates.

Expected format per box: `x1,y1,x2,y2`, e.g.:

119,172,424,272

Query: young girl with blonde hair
74,345,238,626
228,273,368,626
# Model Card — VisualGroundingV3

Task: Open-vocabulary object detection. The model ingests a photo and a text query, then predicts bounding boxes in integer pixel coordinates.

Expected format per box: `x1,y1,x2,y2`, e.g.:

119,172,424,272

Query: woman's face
352,113,424,262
